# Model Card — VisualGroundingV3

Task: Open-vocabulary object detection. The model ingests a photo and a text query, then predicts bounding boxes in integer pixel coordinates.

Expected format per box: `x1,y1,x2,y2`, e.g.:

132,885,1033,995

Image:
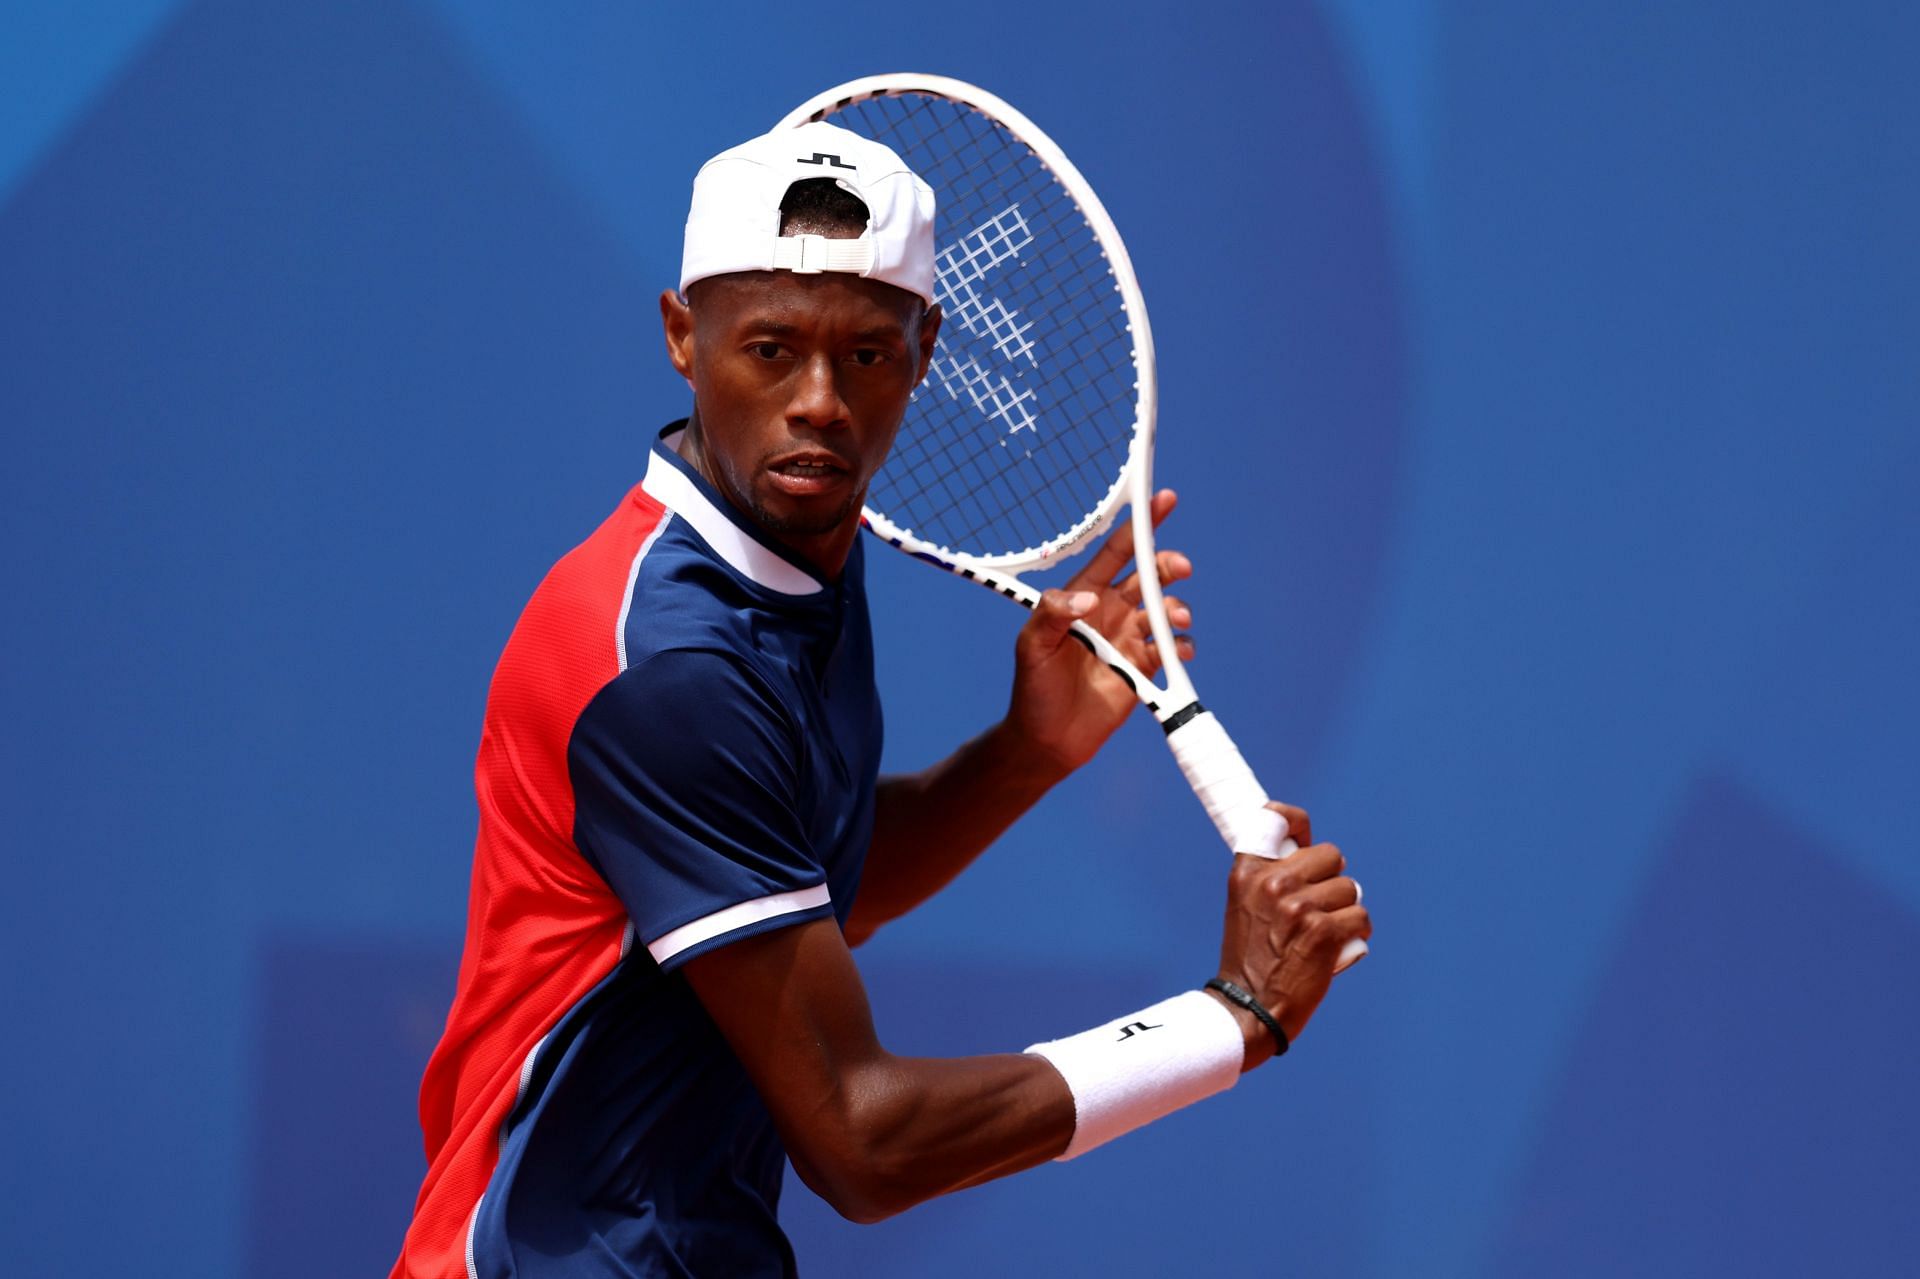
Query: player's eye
748,342,787,360
848,348,890,367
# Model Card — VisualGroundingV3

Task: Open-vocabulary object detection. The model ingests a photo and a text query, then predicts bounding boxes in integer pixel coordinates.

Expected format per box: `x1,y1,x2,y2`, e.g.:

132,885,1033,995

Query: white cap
680,120,937,306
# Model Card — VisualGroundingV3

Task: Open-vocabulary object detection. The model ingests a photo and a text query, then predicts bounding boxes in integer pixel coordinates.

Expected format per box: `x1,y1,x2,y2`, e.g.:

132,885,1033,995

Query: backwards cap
680,120,937,306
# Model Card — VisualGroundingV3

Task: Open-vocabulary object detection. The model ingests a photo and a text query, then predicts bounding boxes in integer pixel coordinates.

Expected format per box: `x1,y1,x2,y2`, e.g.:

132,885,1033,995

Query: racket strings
826,93,1138,561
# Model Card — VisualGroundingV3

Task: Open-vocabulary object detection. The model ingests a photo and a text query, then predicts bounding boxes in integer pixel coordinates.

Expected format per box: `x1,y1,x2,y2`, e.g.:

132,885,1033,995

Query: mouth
766,449,855,497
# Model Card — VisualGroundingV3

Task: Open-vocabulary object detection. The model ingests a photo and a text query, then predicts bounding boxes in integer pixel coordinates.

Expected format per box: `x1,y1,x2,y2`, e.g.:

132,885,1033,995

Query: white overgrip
1165,710,1293,856
1165,709,1368,972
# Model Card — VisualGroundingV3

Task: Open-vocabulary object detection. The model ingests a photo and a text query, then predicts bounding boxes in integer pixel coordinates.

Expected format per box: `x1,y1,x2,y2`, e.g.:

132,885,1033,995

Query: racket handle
1164,709,1288,855
1165,709,1369,973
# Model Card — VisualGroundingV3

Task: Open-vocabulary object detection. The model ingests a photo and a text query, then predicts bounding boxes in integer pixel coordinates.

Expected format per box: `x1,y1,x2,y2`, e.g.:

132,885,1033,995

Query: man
393,120,1370,1278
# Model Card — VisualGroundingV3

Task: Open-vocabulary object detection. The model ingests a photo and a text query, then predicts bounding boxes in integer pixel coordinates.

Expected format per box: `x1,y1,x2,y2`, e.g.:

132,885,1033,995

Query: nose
786,353,851,431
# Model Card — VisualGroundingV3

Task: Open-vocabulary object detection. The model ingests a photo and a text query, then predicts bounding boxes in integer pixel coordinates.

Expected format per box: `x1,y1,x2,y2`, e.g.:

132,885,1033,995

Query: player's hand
1003,489,1193,773
1212,803,1370,1069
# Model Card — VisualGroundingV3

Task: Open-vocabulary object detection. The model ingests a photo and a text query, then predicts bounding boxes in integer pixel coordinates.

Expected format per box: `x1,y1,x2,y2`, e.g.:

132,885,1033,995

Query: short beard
748,486,864,538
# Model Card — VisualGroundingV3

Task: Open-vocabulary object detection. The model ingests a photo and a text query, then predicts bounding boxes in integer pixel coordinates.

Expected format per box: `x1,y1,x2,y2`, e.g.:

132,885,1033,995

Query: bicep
680,917,888,1198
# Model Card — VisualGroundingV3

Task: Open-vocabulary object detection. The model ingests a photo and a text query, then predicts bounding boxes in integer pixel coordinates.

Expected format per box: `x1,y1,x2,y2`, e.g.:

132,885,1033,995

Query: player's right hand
1211,803,1369,1066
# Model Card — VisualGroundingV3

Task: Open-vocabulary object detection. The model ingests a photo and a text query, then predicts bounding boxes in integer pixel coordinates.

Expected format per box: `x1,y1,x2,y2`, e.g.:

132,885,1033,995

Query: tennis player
391,121,1370,1279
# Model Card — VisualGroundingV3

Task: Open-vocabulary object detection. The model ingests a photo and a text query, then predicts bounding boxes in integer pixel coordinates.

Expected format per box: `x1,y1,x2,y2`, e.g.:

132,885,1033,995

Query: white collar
641,433,825,596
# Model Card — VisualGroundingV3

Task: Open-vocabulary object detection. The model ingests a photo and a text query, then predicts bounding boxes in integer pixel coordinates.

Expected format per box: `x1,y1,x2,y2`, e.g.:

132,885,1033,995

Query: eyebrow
738,318,907,343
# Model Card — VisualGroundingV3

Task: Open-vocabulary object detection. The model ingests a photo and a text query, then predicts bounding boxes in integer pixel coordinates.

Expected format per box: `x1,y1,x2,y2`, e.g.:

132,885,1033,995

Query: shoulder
596,644,790,712
573,645,799,770
478,483,671,747
516,483,673,659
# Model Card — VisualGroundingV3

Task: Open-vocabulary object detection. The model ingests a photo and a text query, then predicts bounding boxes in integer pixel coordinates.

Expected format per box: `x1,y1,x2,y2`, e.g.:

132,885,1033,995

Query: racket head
778,75,1159,576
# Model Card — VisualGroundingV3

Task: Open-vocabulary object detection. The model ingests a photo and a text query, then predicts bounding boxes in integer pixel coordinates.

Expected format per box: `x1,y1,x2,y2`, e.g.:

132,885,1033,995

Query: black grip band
1204,978,1289,1057
1160,701,1206,735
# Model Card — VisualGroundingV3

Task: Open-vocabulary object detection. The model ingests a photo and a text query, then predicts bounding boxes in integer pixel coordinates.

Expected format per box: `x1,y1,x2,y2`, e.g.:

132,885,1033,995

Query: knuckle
1266,803,1308,833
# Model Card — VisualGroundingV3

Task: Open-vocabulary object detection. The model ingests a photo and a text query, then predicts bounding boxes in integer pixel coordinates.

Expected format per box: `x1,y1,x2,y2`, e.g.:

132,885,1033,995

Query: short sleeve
567,647,834,970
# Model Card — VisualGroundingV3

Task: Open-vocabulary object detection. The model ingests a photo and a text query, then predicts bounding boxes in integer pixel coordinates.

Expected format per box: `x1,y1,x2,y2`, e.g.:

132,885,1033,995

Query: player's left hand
1005,489,1193,773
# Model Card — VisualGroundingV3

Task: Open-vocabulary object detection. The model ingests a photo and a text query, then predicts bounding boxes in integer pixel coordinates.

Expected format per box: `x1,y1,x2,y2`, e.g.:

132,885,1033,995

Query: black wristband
1204,978,1289,1057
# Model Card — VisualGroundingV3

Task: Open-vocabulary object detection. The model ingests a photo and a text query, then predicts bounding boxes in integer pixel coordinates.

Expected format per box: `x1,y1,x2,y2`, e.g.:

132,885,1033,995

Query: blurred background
3,2,1914,1275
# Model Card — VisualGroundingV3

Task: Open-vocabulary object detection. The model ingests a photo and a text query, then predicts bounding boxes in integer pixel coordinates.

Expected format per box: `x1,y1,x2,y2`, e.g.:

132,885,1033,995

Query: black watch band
1204,978,1289,1057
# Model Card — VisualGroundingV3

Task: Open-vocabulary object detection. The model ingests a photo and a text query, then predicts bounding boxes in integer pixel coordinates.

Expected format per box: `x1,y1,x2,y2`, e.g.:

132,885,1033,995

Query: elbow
831,1189,903,1227
787,1086,926,1224
790,1147,912,1224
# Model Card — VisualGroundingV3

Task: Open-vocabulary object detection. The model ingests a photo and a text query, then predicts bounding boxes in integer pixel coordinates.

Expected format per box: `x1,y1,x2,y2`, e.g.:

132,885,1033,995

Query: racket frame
778,74,1192,720
780,75,1365,968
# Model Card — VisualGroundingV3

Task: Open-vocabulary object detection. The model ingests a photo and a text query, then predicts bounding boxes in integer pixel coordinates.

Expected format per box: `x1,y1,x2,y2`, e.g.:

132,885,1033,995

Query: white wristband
1025,989,1244,1160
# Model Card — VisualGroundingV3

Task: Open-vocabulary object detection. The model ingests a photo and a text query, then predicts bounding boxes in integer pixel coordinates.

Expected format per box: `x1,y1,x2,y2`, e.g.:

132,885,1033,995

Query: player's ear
913,302,943,385
661,289,696,384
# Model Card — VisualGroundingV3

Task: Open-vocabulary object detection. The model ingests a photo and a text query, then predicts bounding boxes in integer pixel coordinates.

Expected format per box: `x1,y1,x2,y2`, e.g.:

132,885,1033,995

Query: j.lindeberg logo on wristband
1114,1020,1163,1041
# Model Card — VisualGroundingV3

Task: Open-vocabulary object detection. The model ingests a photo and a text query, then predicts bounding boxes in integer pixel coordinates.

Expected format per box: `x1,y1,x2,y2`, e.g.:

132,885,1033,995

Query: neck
676,413,859,581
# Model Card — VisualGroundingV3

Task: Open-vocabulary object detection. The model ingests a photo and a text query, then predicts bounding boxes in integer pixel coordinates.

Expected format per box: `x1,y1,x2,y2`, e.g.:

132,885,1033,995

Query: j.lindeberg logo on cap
681,122,935,304
1114,1020,1163,1041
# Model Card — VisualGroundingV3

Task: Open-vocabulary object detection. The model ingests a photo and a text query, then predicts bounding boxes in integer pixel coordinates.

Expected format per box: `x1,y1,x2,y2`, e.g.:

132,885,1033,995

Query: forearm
685,920,1280,1227
788,1049,1073,1222
846,719,1069,943
802,989,1267,1221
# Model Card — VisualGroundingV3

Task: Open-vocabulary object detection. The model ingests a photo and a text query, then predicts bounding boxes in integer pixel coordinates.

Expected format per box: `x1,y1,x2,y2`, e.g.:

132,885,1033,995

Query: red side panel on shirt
392,484,668,1279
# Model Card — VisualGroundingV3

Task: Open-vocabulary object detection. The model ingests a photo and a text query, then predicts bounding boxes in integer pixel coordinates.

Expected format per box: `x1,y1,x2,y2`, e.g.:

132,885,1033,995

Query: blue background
3,2,1915,1275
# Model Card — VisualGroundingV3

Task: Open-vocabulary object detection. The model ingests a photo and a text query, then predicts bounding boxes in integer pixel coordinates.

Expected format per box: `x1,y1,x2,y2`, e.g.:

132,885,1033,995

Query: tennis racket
777,75,1365,970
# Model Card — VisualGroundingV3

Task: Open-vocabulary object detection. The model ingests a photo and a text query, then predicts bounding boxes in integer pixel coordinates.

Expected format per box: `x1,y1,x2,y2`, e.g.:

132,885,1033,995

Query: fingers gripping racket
778,76,1365,970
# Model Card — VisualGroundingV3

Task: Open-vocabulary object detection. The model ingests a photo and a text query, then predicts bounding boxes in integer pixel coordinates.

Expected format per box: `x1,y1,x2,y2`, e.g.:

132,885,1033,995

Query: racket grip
1165,709,1290,857
1165,709,1369,973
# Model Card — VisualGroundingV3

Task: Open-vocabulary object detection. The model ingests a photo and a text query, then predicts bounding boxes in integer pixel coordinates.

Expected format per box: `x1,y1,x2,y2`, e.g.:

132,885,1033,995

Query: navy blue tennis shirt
398,424,882,1278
